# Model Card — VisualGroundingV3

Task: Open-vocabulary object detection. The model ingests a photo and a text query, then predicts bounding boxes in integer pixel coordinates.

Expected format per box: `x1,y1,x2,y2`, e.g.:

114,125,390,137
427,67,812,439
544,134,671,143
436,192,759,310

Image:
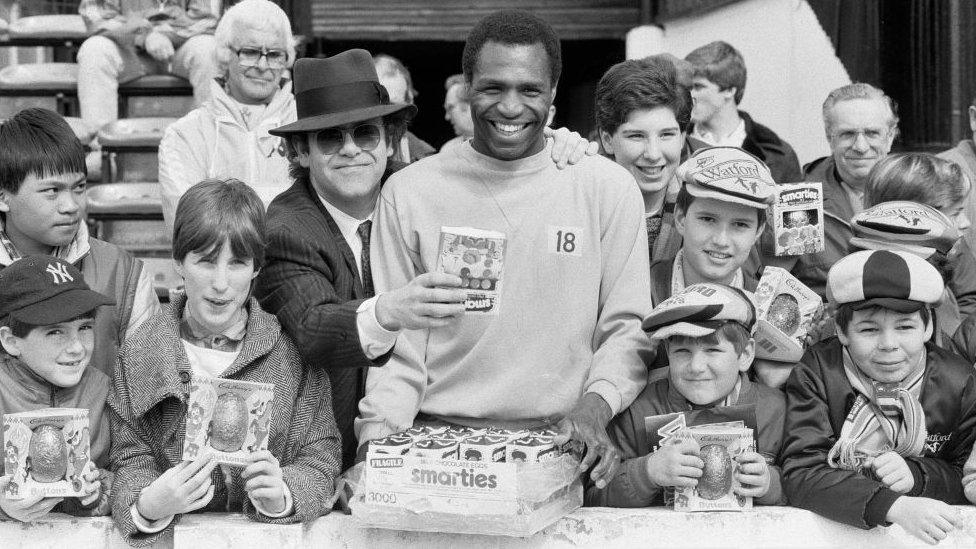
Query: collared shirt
316,195,400,359
691,118,747,148
179,305,247,352
839,179,865,215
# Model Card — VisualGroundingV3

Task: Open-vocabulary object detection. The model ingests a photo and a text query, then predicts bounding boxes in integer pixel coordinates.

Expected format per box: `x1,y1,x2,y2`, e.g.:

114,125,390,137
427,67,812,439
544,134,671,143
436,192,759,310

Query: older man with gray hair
749,83,899,300
158,0,297,230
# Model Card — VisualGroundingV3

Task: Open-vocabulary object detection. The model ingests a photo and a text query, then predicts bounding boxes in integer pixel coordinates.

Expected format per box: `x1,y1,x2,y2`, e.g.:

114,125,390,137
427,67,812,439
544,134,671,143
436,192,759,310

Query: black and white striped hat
827,250,943,313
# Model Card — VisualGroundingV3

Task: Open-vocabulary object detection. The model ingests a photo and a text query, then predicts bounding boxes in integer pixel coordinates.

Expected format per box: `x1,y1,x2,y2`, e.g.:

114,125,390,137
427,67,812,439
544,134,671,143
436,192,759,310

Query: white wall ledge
3,506,976,548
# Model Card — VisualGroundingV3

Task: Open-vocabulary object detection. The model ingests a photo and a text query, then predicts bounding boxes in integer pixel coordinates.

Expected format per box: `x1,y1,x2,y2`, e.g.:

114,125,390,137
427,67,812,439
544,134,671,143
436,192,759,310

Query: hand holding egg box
752,267,824,362
435,227,507,314
768,183,825,256
672,426,755,512
3,408,93,499
181,375,274,466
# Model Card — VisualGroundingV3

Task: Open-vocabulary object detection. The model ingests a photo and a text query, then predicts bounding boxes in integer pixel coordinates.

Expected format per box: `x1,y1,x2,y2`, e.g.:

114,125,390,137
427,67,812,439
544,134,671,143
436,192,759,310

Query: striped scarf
826,349,927,472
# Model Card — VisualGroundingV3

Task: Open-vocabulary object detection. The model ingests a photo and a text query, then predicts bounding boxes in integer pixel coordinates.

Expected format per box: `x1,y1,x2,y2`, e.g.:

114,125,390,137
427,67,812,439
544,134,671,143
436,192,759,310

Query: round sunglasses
314,124,382,154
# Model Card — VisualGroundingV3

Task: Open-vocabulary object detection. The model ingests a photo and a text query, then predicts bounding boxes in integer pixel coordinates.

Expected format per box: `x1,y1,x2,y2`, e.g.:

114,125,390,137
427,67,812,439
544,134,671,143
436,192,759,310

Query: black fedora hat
269,49,417,136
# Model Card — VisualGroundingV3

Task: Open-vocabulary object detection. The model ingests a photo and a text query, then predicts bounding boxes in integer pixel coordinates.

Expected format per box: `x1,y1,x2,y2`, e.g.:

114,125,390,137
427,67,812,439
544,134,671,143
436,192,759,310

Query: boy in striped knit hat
782,249,976,544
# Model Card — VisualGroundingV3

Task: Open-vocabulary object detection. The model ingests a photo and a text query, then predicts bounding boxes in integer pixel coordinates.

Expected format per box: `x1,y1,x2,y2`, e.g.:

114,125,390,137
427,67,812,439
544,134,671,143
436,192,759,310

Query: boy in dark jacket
0,256,115,521
588,283,786,507
782,249,975,544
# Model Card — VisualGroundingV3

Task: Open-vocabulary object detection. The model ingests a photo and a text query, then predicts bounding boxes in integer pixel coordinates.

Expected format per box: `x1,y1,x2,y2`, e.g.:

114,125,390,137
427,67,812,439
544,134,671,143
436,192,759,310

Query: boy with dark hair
587,283,786,507
782,249,975,544
651,146,775,306
0,108,159,376
684,41,801,184
0,255,115,521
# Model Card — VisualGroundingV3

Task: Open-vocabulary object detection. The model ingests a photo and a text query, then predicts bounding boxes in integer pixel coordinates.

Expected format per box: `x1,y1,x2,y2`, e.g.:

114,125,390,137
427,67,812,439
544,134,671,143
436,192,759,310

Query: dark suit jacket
255,164,401,469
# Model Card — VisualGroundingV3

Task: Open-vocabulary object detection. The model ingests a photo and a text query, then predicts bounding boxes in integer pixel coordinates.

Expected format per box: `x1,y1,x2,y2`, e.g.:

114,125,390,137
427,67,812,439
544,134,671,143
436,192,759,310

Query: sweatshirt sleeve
355,186,428,445
780,355,897,529
585,408,663,507
584,182,654,415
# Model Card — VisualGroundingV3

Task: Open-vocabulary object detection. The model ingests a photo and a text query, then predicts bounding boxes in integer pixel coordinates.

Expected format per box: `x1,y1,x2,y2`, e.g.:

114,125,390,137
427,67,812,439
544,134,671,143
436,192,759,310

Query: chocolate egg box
3,408,92,499
671,426,754,512
752,266,823,362
435,226,507,315
182,375,274,466
767,182,825,257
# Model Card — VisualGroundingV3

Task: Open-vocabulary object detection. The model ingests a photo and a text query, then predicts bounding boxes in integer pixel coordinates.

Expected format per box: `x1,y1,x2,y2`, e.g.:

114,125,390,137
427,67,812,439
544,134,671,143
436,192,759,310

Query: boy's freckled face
0,172,87,254
2,318,94,388
837,308,932,383
667,334,753,405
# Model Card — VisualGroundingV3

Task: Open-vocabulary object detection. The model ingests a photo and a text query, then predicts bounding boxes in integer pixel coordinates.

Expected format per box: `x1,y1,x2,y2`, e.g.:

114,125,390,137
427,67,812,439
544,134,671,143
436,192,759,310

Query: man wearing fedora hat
357,10,653,489
255,49,469,470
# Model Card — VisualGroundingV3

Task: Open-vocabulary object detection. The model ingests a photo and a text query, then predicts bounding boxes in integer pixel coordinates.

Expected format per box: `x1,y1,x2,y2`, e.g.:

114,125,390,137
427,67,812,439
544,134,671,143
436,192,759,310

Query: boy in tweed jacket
108,180,340,545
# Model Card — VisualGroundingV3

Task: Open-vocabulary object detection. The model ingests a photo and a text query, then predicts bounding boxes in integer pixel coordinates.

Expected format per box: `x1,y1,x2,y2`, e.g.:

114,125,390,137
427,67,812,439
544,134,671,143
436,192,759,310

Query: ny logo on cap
46,262,74,284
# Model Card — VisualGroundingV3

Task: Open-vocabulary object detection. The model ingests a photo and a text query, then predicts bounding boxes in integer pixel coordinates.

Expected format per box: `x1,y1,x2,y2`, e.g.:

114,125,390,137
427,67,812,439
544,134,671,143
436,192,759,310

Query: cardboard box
435,227,507,314
3,408,92,499
672,426,755,512
182,375,274,466
460,435,508,462
768,183,825,256
369,434,413,456
353,452,582,536
753,266,824,362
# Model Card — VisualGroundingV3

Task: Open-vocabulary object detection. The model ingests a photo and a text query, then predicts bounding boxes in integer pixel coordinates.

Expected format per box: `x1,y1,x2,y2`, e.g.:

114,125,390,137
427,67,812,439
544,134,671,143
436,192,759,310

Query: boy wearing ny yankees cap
0,256,114,522
781,250,976,544
586,283,787,507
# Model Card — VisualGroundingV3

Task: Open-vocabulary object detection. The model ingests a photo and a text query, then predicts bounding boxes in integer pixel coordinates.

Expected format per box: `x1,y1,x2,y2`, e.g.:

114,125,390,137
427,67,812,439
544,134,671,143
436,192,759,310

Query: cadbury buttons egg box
3,408,92,499
182,375,275,466
671,426,754,512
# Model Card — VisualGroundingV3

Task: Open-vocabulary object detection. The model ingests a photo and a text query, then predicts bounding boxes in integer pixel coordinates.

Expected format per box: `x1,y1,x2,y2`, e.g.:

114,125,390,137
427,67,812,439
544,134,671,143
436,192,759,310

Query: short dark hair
172,178,267,270
834,303,931,334
685,41,747,104
3,311,95,339
0,108,85,194
864,153,970,211
675,185,765,227
462,10,562,86
666,321,752,355
284,114,409,186
595,57,692,137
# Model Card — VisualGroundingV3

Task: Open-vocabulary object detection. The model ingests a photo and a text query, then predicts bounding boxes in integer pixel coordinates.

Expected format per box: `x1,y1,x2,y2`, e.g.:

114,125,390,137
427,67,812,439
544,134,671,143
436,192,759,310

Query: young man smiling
359,10,653,489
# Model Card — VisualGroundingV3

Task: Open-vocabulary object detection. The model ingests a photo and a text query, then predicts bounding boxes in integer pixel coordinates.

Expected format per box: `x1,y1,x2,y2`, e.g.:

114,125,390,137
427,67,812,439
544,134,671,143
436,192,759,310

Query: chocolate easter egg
28,425,67,483
767,293,801,334
698,444,733,500
209,393,249,452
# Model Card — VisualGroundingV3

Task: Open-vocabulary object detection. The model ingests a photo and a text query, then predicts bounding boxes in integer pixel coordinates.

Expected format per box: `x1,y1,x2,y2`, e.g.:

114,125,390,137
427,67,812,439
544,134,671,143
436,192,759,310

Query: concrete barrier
3,506,976,548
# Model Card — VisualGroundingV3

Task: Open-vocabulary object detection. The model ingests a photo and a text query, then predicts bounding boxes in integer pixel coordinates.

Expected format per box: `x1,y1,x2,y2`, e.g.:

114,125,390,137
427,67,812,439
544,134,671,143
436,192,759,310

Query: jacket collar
806,156,854,226
207,78,295,129
0,217,91,268
123,293,281,419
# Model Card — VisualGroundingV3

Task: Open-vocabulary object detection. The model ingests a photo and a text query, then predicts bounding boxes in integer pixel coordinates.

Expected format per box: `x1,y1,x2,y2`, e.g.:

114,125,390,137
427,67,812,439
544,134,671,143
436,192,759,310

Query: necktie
357,220,374,297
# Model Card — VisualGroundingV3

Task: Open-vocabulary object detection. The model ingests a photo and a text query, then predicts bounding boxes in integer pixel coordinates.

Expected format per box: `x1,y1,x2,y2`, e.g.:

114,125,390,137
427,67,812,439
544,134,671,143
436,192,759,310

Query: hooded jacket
782,338,976,529
158,79,296,230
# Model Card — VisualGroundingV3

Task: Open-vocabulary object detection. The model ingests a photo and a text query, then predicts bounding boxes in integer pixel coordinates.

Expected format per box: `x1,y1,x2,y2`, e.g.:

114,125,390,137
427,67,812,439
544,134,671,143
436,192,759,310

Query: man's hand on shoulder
375,273,467,331
553,393,620,489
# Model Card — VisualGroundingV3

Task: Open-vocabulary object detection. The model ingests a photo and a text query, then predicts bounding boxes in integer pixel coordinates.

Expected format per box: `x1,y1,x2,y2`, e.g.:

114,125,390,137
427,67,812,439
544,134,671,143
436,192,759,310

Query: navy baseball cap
827,250,943,313
0,255,113,325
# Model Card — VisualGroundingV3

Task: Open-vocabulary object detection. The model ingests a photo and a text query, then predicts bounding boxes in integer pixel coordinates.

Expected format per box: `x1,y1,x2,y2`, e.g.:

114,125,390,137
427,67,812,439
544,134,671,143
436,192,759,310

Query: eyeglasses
234,46,288,69
831,128,889,146
314,124,382,154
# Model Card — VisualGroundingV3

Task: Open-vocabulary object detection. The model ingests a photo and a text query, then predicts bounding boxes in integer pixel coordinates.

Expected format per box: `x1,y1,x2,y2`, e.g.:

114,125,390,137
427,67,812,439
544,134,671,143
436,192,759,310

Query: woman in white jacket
158,0,297,231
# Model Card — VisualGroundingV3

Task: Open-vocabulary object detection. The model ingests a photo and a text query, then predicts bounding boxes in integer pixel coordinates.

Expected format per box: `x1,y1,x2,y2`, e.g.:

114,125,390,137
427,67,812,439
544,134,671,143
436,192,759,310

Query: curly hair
462,10,561,85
